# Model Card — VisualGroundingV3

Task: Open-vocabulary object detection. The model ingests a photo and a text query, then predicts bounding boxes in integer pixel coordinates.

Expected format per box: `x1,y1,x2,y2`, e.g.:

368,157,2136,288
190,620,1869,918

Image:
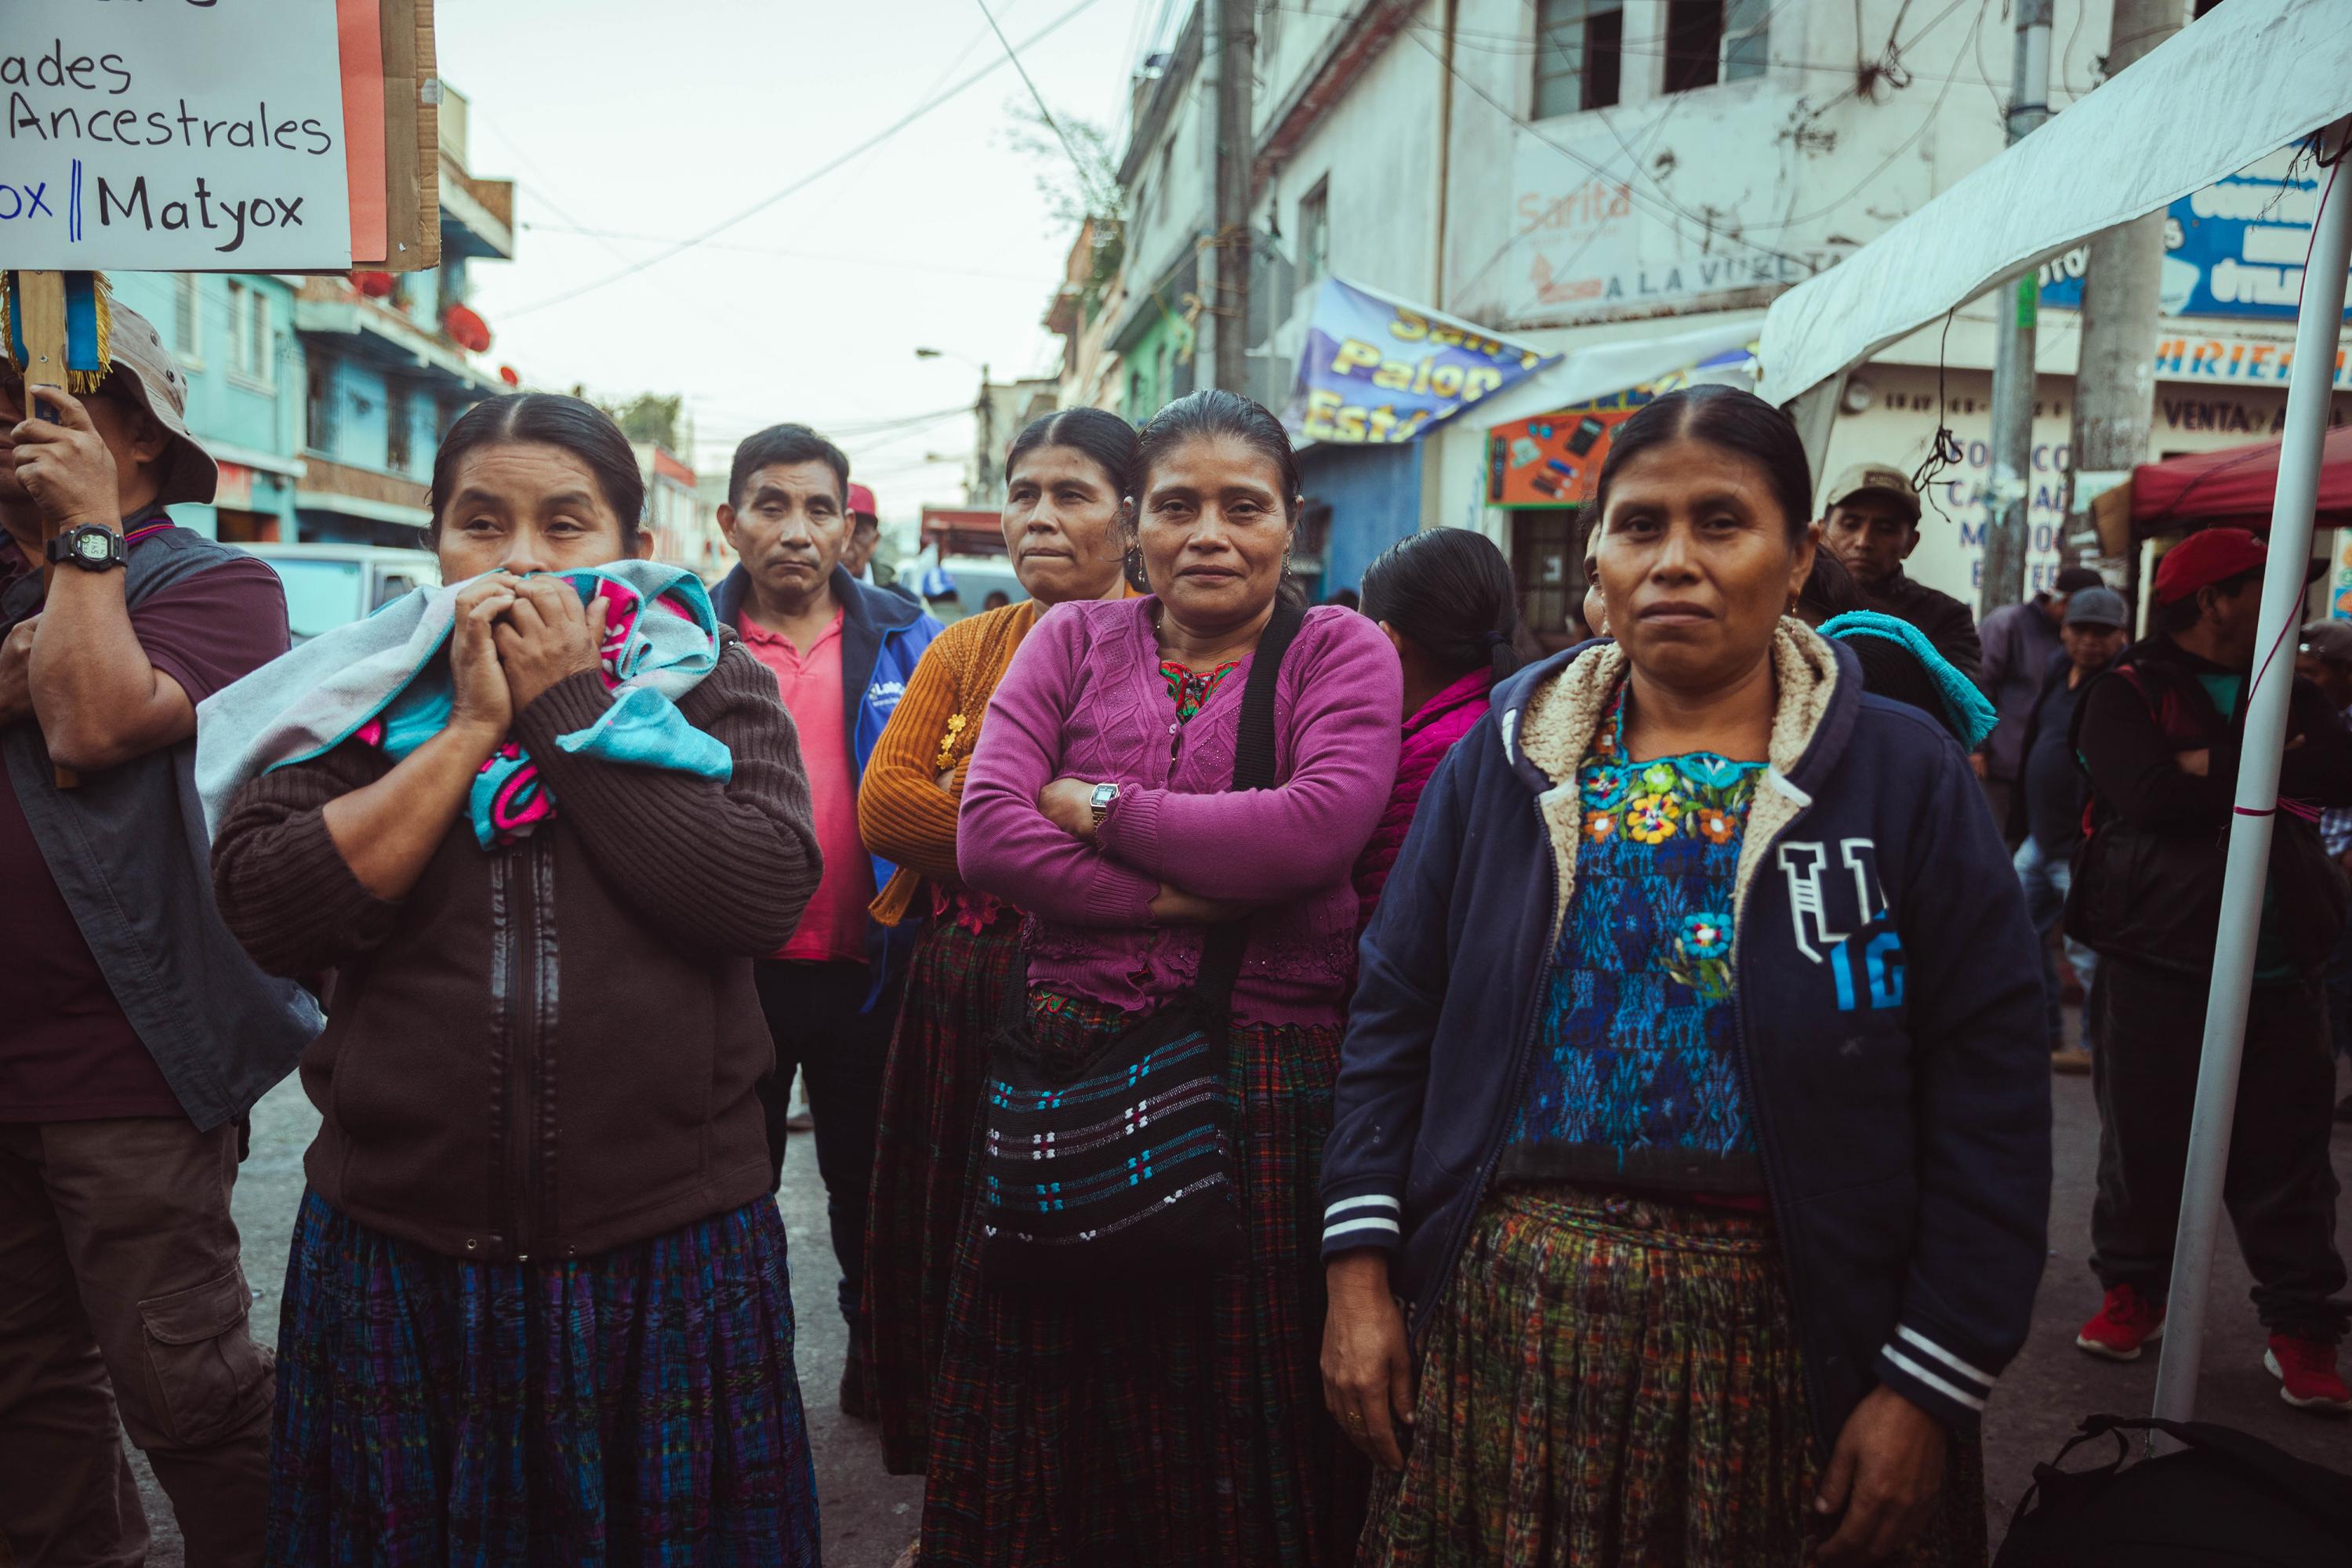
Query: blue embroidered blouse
1500,684,1769,1192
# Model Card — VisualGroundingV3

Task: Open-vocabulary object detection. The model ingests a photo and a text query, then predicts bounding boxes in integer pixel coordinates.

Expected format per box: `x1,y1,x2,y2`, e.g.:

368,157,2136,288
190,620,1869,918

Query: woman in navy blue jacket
1320,387,2049,1567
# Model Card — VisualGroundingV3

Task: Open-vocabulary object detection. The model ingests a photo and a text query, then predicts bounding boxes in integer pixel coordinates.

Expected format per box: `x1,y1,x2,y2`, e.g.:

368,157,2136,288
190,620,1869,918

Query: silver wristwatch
1089,781,1120,830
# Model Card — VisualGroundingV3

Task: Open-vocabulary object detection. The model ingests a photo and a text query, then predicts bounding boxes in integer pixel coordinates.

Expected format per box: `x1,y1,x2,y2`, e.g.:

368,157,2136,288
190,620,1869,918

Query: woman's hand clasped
448,576,518,745
1814,1385,1948,1566
1321,1252,1417,1472
492,574,610,714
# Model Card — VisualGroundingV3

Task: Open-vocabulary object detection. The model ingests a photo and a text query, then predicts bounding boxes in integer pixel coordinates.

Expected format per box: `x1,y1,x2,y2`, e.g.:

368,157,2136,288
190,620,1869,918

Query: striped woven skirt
862,906,1025,1474
1359,1187,1986,1567
265,1189,818,1567
919,993,1369,1567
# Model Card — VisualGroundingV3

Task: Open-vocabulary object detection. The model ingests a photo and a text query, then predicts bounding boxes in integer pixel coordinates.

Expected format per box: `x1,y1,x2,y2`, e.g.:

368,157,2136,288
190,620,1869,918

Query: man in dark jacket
0,309,318,1565
2008,587,2128,1073
1977,564,2107,835
1820,462,1982,678
2065,528,2352,1414
713,424,941,1417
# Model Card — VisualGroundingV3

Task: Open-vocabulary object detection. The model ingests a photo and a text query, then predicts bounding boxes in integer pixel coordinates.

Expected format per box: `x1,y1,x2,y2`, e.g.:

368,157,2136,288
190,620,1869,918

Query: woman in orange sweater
855,406,1138,1471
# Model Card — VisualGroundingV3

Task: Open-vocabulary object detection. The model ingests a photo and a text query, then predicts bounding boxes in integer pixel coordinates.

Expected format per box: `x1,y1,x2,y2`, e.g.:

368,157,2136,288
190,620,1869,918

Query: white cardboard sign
1,0,352,270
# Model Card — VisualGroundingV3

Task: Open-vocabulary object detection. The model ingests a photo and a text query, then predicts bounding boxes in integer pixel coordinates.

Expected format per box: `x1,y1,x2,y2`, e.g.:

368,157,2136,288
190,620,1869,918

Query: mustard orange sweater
860,598,1043,925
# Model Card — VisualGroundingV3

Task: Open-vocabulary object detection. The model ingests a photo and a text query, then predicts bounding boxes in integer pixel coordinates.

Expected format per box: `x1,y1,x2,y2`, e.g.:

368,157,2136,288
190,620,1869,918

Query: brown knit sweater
210,640,821,1262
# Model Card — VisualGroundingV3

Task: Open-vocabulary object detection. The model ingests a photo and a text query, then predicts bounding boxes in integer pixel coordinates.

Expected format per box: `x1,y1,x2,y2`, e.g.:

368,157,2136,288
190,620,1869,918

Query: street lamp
914,347,997,503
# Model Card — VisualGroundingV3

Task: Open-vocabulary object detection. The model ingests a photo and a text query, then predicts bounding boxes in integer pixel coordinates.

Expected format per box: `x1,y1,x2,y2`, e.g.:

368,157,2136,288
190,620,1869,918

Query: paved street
123,1041,2350,1566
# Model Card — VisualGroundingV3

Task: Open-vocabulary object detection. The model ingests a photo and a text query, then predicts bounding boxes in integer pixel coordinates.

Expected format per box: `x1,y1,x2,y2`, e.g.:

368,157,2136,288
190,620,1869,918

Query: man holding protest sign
0,305,317,1568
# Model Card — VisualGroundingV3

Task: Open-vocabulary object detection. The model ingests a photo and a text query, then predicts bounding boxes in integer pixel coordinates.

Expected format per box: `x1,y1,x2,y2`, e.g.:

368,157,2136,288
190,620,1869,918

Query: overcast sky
445,0,1168,521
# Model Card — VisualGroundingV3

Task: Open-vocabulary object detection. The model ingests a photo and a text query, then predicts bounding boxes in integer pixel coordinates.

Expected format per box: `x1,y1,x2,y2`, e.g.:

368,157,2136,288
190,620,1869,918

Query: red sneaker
2264,1334,2352,1415
2075,1285,2166,1360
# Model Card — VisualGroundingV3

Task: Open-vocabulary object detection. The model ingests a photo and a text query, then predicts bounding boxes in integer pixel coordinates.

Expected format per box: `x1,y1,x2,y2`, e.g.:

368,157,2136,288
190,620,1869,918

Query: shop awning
2092,423,2352,549
1755,0,2352,408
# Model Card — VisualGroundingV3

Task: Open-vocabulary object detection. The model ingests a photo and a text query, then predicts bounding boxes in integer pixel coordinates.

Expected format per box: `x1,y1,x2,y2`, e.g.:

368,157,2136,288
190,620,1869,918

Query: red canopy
2129,423,2352,535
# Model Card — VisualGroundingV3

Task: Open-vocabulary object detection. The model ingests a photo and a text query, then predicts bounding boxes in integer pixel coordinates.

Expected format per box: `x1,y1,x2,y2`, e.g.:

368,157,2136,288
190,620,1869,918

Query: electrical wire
501,0,1112,321
976,0,1097,191
517,222,1046,282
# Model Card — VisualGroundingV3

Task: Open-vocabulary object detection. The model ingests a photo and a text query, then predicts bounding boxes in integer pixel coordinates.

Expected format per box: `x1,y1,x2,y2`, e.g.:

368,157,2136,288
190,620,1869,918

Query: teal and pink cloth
196,561,731,849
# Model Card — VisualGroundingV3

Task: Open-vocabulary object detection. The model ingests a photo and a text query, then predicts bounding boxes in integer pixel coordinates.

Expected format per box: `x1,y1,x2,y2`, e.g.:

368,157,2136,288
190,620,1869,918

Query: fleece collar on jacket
1494,619,1857,953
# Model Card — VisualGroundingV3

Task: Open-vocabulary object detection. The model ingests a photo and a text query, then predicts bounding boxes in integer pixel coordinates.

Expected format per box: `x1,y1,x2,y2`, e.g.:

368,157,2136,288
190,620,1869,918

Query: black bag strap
1192,596,1307,1012
2013,1414,2352,1534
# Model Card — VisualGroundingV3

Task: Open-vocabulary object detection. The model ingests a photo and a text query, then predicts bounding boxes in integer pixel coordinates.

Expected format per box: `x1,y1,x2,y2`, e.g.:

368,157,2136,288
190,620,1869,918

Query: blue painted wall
111,272,301,539
1300,441,1423,600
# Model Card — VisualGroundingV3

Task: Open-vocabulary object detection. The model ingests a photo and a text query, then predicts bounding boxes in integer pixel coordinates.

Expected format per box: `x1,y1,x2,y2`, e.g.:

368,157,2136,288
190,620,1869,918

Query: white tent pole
2147,115,2352,1439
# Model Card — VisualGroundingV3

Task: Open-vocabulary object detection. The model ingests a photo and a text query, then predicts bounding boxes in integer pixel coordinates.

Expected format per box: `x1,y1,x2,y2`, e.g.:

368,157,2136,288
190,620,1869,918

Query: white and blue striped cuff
1879,1325,1998,1413
1322,1193,1403,1247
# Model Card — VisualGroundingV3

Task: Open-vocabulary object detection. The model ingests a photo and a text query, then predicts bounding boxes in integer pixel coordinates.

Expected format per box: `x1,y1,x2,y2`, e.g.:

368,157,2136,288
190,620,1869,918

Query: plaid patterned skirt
862,908,1025,1474
920,993,1368,1567
266,1190,818,1567
1360,1188,1987,1568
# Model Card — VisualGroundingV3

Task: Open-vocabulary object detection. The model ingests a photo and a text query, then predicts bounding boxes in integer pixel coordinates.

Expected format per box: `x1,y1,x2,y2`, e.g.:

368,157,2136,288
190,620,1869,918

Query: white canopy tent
1755,0,2352,410
1754,0,2352,1439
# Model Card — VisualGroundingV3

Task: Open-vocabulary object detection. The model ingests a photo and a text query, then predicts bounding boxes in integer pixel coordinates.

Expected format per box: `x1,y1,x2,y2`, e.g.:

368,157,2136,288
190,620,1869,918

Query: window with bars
306,358,336,452
1296,179,1330,293
226,281,271,387
172,274,201,365
1664,0,1772,95
1511,508,1592,647
1534,0,1623,120
385,380,413,474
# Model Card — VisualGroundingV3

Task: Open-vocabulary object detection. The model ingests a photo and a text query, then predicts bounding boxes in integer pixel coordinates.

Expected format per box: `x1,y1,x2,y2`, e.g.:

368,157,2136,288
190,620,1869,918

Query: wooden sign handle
17,270,81,789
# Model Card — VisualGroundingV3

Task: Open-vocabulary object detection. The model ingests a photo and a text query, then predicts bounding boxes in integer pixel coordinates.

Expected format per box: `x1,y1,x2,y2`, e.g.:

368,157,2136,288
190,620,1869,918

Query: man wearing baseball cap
2063,526,2352,1413
2007,586,2129,1074
2294,618,2352,1123
1820,460,1983,678
841,480,918,604
0,305,318,1561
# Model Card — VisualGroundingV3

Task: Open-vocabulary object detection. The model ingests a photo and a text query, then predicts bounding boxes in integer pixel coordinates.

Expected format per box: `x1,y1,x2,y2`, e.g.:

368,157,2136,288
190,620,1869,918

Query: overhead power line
503,0,1111,321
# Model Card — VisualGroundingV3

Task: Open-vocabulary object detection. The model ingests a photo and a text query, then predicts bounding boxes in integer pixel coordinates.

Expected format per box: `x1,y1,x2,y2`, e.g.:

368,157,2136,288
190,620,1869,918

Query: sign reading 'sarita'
1284,277,1559,446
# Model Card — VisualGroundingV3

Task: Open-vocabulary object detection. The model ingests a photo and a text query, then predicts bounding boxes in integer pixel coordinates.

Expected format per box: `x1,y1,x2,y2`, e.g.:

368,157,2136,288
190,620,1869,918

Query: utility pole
1197,0,1254,394
2065,0,2183,586
974,361,995,502
1980,0,2054,618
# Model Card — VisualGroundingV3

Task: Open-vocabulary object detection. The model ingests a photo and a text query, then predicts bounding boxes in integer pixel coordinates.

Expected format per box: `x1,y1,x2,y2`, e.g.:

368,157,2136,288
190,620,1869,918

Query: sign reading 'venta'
0,0,351,270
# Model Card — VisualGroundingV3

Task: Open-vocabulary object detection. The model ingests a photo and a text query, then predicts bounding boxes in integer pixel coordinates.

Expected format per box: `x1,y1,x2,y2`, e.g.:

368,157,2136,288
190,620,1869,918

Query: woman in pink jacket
926,390,1400,1566
1352,527,1534,926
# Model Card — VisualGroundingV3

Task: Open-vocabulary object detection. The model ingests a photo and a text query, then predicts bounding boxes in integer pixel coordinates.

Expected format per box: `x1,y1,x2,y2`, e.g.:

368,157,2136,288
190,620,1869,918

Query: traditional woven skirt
919,993,1368,1567
862,906,1025,1473
266,1189,818,1567
1359,1187,1986,1568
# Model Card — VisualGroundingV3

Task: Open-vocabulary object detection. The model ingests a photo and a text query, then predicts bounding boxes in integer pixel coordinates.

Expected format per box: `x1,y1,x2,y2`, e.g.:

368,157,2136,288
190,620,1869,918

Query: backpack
1994,1415,2352,1566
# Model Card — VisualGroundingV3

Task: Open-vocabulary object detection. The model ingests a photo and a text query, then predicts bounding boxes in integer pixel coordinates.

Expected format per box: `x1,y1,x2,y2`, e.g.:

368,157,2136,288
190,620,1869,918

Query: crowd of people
0,307,2344,1568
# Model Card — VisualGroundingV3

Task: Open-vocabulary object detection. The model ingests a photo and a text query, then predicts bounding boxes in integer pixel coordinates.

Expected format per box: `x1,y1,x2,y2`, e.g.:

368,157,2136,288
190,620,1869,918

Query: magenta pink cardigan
1352,668,1495,927
958,597,1401,1026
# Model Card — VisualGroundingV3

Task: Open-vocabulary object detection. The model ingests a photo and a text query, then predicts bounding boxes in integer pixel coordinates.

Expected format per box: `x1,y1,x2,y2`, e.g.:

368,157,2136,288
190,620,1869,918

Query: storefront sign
0,0,353,269
1286,277,1558,445
2148,331,2352,391
2039,147,2352,324
1505,115,1849,326
1486,401,1640,509
1483,348,1756,510
213,460,255,510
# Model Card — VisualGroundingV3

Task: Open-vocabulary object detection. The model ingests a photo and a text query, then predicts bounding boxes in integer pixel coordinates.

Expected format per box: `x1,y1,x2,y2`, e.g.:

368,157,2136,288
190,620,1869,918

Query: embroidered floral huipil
1501,684,1769,1191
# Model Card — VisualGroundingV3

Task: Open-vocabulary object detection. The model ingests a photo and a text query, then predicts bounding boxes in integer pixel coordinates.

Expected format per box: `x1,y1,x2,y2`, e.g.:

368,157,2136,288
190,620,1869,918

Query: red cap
847,482,877,520
2153,527,2267,604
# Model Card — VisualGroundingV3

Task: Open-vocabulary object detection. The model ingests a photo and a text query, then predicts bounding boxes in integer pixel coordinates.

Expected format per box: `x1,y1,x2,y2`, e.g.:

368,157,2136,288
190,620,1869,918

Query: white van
237,543,441,642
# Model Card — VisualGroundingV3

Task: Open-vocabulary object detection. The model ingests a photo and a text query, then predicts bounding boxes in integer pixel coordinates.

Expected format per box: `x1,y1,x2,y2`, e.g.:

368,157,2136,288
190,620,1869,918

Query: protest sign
0,0,354,270
1285,277,1559,445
